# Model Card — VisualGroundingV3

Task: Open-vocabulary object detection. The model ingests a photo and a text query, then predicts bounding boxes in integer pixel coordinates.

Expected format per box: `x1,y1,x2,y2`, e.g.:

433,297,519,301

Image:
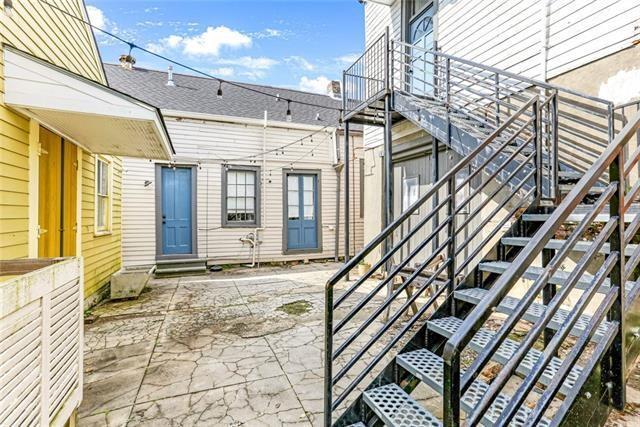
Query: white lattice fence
0,258,83,427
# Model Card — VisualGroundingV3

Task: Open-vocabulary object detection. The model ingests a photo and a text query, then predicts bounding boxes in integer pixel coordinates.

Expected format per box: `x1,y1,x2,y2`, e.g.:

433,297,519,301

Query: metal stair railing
389,39,617,202
324,96,540,426
441,109,640,427
341,29,616,198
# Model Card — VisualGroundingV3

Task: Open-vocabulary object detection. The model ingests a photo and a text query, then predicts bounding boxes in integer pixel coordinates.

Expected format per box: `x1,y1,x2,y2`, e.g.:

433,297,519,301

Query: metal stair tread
362,383,442,427
397,348,550,427
426,316,582,398
522,203,640,222
478,260,635,293
559,183,607,193
501,236,638,257
454,287,611,343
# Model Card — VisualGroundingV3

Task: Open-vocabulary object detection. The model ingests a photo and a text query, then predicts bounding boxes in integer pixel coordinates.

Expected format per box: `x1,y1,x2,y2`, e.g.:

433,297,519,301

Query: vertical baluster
443,345,461,427
495,73,500,127
552,90,560,203
534,98,542,203
608,142,627,409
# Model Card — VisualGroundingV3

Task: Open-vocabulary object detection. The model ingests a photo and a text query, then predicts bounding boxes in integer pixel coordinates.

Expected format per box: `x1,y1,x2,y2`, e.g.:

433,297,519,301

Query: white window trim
94,155,113,236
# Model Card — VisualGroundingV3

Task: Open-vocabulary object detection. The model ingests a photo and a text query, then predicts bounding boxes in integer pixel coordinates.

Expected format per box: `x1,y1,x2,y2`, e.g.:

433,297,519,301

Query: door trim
282,169,323,255
155,164,198,260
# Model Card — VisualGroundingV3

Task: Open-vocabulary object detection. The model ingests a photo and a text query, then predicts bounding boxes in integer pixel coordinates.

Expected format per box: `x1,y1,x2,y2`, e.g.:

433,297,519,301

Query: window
223,166,260,227
95,156,111,234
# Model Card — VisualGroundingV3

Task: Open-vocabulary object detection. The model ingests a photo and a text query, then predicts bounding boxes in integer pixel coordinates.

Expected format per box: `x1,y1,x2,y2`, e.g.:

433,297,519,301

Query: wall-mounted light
4,0,14,16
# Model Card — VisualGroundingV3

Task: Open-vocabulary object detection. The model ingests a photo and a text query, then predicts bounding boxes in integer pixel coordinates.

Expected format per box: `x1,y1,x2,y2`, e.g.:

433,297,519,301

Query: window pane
246,184,255,197
246,213,255,222
237,172,246,184
228,197,237,209
304,205,314,220
237,185,246,197
288,176,297,189
228,184,237,197
303,176,313,191
97,196,107,228
237,198,245,210
246,198,255,211
228,171,237,184
288,191,298,205
303,191,313,205
246,172,255,184
288,205,299,219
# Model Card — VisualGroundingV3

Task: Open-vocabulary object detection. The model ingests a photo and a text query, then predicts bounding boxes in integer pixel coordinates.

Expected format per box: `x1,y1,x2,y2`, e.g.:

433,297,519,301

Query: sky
86,1,365,94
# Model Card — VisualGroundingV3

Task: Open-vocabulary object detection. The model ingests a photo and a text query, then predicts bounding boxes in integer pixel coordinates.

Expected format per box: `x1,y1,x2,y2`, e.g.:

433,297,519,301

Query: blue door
161,167,193,255
287,174,318,250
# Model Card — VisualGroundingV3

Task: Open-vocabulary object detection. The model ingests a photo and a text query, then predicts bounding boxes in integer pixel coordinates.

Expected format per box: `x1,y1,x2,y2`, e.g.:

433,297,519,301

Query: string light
286,101,292,122
36,0,343,114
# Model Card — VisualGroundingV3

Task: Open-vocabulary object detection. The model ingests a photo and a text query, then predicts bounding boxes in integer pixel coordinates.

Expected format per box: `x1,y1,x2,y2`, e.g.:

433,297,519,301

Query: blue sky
86,1,364,93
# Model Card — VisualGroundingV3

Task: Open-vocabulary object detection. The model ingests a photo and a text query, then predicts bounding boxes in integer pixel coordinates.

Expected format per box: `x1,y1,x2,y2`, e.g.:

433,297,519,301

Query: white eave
3,45,174,160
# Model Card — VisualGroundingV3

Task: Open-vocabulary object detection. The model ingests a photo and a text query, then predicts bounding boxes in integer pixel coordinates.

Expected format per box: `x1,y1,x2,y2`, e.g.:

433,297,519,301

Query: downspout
334,130,343,262
252,110,269,267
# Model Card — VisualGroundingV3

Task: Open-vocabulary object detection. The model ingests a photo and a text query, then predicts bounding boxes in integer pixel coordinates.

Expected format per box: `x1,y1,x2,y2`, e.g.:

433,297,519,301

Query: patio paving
78,262,392,427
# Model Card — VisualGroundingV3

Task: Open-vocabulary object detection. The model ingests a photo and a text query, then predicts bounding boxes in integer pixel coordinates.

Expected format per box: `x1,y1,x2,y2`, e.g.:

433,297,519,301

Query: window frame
94,155,113,236
221,164,261,228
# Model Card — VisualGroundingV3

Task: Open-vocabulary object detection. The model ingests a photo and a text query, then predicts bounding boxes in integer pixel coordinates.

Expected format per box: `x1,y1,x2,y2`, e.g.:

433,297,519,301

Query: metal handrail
327,96,537,288
391,39,613,107
442,109,640,426
324,94,539,425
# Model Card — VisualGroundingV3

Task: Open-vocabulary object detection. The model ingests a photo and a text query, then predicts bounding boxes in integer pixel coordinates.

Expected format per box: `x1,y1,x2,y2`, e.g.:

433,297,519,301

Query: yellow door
38,127,77,257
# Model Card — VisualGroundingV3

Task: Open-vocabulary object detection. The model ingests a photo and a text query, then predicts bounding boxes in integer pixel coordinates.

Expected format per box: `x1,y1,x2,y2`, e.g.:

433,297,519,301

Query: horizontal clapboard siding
438,0,542,79
547,0,640,77
122,117,364,267
81,154,123,299
0,258,83,427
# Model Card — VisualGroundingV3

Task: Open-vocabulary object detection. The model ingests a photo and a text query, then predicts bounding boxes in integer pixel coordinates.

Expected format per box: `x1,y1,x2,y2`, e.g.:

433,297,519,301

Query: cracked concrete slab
78,262,388,427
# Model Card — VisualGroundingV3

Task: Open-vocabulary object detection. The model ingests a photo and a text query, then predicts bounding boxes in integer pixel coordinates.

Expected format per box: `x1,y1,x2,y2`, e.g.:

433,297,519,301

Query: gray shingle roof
104,64,344,127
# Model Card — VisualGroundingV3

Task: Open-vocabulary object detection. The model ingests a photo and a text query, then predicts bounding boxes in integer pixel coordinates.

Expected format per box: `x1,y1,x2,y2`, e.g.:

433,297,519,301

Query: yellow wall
81,154,123,299
0,0,122,303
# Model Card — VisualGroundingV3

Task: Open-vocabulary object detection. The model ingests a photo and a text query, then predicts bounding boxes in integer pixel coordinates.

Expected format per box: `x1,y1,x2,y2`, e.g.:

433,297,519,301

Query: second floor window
223,166,260,227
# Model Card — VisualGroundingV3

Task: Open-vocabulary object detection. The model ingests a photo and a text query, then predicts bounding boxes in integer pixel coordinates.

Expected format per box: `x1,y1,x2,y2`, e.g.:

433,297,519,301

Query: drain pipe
240,232,262,267
334,162,344,262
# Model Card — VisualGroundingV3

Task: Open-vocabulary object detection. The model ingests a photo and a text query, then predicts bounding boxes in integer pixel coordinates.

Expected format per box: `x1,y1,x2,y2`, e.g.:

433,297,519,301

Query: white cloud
252,28,290,39
147,26,252,57
241,70,266,81
136,21,164,28
336,53,360,66
144,7,159,13
299,76,331,94
285,56,315,71
145,35,183,54
182,26,252,56
211,67,235,78
86,5,109,30
217,56,278,69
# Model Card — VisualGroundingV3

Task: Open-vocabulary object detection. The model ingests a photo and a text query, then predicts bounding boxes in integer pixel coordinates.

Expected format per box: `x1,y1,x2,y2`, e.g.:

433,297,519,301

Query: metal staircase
325,30,640,427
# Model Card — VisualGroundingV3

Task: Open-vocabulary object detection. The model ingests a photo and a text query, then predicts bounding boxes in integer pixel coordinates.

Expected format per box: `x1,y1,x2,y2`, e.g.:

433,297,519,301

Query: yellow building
0,0,173,306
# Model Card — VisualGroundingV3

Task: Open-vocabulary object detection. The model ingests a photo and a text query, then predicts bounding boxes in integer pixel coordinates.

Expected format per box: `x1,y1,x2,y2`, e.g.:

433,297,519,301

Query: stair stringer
394,91,550,198
331,208,533,427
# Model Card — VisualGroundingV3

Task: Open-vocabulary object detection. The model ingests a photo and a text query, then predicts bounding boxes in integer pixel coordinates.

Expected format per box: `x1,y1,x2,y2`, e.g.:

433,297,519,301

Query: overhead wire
37,0,344,113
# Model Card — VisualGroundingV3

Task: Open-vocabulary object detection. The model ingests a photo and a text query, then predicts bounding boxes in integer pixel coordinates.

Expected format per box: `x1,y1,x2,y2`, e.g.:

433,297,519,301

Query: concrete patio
78,262,348,426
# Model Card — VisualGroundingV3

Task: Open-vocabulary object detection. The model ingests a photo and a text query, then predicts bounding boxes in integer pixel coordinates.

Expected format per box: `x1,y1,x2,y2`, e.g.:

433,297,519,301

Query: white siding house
359,0,640,250
105,65,364,268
